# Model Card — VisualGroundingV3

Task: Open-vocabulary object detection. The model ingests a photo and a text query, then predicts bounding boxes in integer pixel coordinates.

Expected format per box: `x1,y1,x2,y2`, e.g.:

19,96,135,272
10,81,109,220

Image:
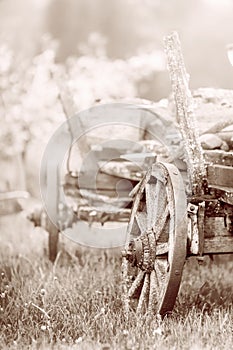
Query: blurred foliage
0,39,61,158
1,0,233,87
0,32,164,158
0,0,233,160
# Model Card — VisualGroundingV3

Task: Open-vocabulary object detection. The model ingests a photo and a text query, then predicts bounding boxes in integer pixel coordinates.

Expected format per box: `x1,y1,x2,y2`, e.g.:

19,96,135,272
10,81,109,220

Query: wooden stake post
164,32,233,255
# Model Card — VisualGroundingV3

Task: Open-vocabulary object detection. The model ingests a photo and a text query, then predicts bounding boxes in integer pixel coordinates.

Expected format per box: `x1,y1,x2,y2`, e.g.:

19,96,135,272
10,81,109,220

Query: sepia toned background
1,0,233,196
0,2,233,349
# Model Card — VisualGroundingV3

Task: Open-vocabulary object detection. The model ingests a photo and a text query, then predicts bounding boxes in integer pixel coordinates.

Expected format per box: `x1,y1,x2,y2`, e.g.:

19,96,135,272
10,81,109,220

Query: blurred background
0,0,233,197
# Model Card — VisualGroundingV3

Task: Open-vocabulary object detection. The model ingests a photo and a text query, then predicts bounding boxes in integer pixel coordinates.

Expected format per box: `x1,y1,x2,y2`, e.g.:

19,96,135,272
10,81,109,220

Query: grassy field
0,213,232,350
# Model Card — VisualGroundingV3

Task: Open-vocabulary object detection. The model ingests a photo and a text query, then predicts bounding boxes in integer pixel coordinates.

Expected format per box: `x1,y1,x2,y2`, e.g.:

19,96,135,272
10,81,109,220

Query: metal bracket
187,203,199,255
187,202,206,255
197,202,205,256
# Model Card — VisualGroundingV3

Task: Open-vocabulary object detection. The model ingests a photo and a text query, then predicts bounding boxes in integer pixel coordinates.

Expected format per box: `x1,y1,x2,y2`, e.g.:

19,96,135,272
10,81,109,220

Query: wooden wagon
29,32,233,316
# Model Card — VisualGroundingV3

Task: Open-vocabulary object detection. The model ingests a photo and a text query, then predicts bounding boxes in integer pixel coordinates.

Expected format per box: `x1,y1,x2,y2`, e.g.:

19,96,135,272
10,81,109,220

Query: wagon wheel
122,162,187,316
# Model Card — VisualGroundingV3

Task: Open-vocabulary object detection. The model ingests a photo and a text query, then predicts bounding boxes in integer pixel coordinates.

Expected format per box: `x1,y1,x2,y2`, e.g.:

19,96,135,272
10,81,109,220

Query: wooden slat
207,164,233,187
208,186,233,205
203,236,233,254
204,150,233,166
204,216,227,238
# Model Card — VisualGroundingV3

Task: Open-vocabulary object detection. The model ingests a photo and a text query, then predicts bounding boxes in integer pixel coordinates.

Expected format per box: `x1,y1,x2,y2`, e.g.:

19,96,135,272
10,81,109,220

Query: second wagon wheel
122,161,187,316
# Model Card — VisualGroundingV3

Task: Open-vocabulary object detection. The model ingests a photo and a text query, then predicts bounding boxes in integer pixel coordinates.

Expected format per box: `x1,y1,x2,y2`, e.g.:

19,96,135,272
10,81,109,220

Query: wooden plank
202,119,233,135
77,205,131,222
207,164,233,187
204,216,227,238
209,186,233,205
204,150,233,166
203,236,233,254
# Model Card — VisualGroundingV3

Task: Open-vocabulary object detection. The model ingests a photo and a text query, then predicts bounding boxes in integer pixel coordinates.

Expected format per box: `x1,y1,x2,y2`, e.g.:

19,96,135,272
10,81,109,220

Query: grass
0,214,232,349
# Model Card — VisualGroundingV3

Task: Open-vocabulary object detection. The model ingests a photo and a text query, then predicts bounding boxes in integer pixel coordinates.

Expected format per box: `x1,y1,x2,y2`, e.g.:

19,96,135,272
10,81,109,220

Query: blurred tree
1,0,233,96
0,0,232,195
46,0,164,60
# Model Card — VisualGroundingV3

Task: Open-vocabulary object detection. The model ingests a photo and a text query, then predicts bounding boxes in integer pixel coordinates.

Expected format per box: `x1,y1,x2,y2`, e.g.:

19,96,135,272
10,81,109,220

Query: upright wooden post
164,32,207,196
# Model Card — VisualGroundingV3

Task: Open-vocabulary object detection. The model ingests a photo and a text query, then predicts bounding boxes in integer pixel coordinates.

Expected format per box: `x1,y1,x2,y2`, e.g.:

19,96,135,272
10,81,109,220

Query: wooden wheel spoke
148,232,156,263
154,184,167,226
156,242,169,255
145,182,159,229
148,270,159,314
128,270,145,298
127,196,141,239
126,169,152,240
151,164,167,184
135,211,147,234
153,258,168,296
127,186,144,237
154,258,169,282
154,205,169,240
136,273,150,314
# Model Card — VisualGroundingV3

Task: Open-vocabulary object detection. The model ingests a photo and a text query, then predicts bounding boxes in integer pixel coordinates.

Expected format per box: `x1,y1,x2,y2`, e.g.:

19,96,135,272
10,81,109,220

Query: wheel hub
123,230,157,272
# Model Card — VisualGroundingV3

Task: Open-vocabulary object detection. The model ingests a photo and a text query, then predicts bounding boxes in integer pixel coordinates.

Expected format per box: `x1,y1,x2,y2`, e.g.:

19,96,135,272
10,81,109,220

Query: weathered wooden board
203,236,233,254
207,164,233,187
208,186,233,205
98,160,144,181
77,205,131,223
204,150,233,166
202,215,233,254
204,216,229,237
